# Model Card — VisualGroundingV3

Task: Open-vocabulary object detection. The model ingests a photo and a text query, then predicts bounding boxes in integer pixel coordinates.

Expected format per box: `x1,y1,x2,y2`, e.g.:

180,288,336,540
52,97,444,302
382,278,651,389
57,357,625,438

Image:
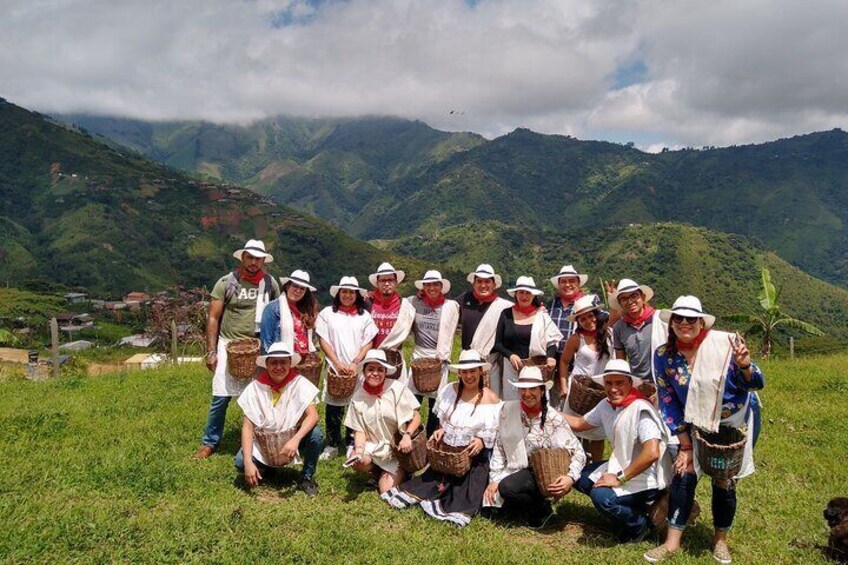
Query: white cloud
1,0,846,147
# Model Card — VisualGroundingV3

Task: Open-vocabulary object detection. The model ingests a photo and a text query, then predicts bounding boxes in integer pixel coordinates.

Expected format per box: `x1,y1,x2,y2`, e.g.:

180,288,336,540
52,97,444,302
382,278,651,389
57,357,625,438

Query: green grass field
1,354,846,563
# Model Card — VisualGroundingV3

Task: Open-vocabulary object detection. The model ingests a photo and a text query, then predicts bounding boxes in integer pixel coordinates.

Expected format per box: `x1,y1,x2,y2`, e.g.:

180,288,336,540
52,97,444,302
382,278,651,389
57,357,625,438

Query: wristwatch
616,471,629,485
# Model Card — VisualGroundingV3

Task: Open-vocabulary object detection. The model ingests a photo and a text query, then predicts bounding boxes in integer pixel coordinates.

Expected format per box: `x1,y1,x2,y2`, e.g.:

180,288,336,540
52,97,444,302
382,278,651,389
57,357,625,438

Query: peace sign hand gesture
728,333,752,370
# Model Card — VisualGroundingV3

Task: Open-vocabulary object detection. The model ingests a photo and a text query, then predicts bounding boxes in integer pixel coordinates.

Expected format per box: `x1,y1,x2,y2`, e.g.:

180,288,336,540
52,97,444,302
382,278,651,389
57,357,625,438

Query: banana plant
726,267,824,358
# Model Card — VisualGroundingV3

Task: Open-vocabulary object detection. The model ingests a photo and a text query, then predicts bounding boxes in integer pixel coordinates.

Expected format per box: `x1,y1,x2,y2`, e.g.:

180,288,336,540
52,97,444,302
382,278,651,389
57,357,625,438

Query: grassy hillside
0,99,426,297
0,355,844,563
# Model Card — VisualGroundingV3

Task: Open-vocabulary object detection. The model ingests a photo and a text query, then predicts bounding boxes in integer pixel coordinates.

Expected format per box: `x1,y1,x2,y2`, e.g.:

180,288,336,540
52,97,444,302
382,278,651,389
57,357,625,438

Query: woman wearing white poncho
344,350,421,494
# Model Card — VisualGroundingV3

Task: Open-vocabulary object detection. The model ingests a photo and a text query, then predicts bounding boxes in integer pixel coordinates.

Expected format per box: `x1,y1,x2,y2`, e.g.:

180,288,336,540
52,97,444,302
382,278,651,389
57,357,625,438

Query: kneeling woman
344,349,422,494
383,350,502,527
563,359,672,543
484,366,586,527
235,342,324,496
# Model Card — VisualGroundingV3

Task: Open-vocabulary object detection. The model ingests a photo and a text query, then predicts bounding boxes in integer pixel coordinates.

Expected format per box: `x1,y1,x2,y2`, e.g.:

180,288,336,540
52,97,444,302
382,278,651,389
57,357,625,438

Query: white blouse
314,306,378,406
434,383,502,448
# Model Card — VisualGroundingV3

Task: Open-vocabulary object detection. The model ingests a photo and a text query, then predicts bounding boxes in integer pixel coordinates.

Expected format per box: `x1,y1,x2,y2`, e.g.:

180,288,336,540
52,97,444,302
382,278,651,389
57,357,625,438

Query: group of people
193,239,765,564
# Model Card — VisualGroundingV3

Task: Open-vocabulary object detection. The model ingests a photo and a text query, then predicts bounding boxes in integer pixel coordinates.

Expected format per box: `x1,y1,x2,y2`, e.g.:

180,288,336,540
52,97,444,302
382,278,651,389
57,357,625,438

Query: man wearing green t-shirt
193,240,281,460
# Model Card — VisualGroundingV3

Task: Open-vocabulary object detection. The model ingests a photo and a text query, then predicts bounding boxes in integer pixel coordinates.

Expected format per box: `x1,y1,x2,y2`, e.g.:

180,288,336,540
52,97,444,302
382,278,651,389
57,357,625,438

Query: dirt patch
0,347,31,364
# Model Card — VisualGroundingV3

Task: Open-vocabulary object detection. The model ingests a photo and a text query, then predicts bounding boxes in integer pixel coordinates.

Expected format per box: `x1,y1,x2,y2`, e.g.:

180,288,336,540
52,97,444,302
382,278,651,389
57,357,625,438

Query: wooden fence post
171,319,178,364
50,317,60,379
789,336,795,360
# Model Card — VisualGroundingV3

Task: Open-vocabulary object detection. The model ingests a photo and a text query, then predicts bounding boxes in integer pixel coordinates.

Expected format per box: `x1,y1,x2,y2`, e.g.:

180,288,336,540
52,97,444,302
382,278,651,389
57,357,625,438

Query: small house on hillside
124,292,151,303
124,353,167,370
118,334,159,348
65,292,88,304
60,340,94,351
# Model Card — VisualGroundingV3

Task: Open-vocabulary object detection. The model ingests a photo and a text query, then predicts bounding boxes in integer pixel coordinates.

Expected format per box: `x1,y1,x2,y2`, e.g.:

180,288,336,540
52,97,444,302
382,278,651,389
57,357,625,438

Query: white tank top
571,334,609,377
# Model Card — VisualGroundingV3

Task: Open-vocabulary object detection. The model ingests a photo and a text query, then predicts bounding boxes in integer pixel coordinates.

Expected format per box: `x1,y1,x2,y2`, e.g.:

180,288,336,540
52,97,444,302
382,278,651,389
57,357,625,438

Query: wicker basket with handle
253,424,300,467
391,425,428,474
383,349,404,379
226,338,260,380
693,426,747,480
326,366,357,399
298,352,323,388
567,375,606,415
426,438,471,477
411,357,442,393
521,355,554,381
529,447,573,497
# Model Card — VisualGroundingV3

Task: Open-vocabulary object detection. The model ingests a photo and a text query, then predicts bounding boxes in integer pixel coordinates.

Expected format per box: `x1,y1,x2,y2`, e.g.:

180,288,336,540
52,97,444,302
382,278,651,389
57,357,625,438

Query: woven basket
391,425,428,474
253,425,299,467
383,349,404,379
426,438,471,477
298,352,323,388
693,426,747,480
326,366,357,399
568,375,606,415
521,355,554,381
649,492,700,535
529,448,573,498
637,382,658,405
411,357,442,393
226,338,260,380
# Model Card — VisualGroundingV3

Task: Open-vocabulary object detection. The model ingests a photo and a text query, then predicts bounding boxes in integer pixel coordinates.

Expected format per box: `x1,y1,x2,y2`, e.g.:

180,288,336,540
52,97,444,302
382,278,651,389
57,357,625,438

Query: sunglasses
670,314,701,325
617,292,642,303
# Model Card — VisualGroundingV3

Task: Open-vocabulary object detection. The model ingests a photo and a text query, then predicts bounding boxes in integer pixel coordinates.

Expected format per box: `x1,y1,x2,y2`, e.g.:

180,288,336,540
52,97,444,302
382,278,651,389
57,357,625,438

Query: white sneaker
319,446,338,461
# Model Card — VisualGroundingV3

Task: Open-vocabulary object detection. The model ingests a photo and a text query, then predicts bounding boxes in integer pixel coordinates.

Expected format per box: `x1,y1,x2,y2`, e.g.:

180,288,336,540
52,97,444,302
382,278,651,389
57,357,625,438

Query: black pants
498,468,548,518
325,405,353,449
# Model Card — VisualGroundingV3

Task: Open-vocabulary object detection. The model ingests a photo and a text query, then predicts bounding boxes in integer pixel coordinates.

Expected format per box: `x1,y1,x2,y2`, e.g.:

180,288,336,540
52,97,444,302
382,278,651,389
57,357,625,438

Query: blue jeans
235,426,324,480
201,395,232,449
576,461,660,540
666,446,738,531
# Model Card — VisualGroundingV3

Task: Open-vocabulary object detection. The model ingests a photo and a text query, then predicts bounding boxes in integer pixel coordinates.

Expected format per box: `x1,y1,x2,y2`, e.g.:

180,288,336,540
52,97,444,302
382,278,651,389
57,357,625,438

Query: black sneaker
299,477,318,497
528,502,555,529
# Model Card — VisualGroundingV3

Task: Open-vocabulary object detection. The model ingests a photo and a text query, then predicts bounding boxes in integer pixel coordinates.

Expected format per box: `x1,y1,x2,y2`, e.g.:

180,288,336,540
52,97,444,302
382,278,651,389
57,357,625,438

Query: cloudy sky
2,0,846,151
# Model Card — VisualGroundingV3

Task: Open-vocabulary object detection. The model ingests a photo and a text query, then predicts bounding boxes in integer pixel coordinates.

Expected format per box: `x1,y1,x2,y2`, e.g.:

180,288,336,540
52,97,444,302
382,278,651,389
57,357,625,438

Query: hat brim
509,379,554,391
659,309,715,329
329,285,368,298
358,358,397,375
256,351,302,368
590,371,643,388
234,249,274,263
369,270,406,287
506,287,544,297
566,304,601,323
280,277,317,292
448,361,492,373
609,285,654,312
414,279,451,295
550,273,589,287
467,273,503,289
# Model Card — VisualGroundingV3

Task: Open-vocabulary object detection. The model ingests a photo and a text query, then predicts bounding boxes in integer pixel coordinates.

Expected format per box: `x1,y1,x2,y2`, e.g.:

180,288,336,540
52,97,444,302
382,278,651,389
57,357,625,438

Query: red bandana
676,328,710,352
363,380,385,398
608,386,647,409
424,293,446,309
374,291,401,310
473,290,498,304
562,290,585,307
513,303,538,316
624,305,656,330
520,401,542,419
237,266,265,287
288,300,301,317
257,368,298,392
338,304,359,316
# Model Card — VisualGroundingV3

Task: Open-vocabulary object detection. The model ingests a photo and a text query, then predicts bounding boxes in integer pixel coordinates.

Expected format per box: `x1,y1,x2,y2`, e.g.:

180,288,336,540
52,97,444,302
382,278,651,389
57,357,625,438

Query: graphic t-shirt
210,274,280,340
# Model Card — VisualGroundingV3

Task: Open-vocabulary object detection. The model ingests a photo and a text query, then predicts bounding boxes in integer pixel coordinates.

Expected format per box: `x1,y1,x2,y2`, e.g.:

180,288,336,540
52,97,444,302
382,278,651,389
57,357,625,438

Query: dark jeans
576,461,659,540
498,468,548,518
201,395,232,448
325,405,353,449
415,396,440,437
235,426,324,480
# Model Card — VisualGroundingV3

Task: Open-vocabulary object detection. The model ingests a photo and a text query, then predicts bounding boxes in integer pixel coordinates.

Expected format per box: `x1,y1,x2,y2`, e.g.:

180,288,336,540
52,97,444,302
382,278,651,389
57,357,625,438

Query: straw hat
609,278,654,312
414,270,451,295
659,295,716,329
256,342,301,368
506,276,544,297
448,349,492,373
590,359,643,388
550,265,588,287
369,262,406,287
357,349,398,375
566,294,601,322
509,365,554,391
466,264,503,289
329,276,368,298
233,239,273,263
279,269,317,292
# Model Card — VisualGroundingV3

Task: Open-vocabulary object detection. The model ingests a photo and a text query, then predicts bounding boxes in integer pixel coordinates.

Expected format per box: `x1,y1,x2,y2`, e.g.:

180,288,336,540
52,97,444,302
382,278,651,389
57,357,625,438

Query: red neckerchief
363,380,385,398
373,291,400,310
237,266,265,286
608,386,647,409
623,305,656,330
424,293,446,309
288,300,301,318
520,401,542,419
473,290,498,304
676,329,710,352
576,327,594,336
338,304,359,316
561,290,585,307
257,368,298,392
513,303,538,316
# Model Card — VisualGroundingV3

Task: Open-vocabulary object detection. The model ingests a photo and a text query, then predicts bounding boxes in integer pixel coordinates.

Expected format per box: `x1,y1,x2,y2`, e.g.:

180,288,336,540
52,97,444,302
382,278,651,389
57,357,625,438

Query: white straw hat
448,349,492,373
256,342,301,368
509,365,554,391
566,294,601,322
357,349,397,375
279,269,317,292
609,278,654,312
659,295,716,329
369,262,406,287
233,239,273,263
590,359,643,388
329,276,368,298
414,270,451,295
466,264,502,289
550,265,588,288
506,276,544,297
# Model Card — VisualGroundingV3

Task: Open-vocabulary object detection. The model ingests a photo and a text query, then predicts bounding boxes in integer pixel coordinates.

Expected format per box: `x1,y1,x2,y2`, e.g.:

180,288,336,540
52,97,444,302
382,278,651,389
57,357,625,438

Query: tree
727,267,824,358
